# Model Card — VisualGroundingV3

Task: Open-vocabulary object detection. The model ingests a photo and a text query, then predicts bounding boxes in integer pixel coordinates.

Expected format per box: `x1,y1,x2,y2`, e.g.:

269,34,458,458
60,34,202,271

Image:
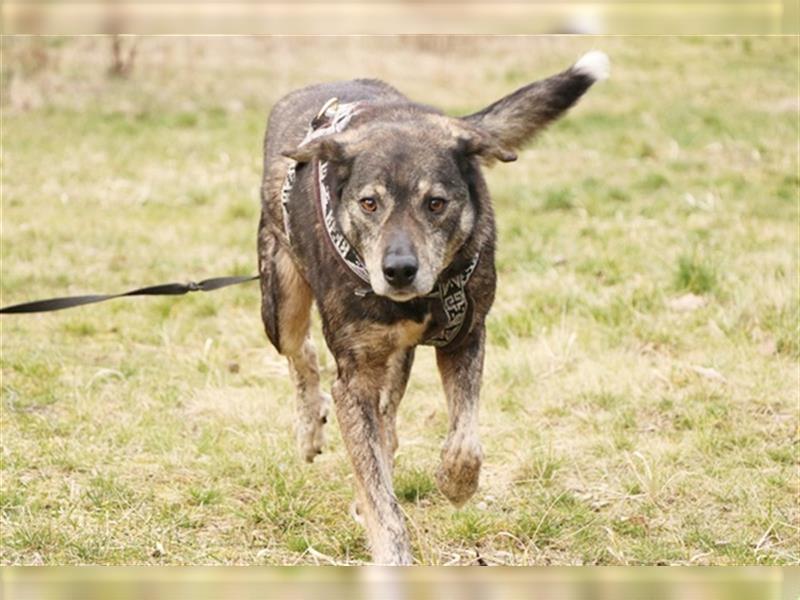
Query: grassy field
1,36,798,566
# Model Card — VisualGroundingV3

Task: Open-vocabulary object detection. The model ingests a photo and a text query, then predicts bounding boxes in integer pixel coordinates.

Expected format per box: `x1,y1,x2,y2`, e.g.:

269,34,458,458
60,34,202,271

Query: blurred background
2,0,797,35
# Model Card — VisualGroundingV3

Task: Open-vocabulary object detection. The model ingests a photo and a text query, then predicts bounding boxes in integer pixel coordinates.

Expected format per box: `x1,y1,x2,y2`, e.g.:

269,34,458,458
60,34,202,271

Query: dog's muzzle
382,251,419,290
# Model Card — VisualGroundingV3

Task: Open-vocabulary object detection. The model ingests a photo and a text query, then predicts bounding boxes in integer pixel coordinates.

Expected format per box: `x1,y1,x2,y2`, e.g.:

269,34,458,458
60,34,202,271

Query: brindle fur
257,58,604,564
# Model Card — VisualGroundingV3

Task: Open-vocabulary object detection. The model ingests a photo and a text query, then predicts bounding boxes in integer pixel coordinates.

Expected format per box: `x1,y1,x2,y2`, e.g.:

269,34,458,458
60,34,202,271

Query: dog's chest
331,312,433,359
390,313,433,348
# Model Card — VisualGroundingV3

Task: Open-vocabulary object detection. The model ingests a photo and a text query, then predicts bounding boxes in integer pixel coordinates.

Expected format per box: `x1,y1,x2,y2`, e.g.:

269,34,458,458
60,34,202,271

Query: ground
1,36,798,565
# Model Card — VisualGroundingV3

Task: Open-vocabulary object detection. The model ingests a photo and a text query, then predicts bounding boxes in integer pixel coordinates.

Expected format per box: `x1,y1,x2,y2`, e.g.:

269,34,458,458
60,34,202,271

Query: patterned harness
281,98,478,348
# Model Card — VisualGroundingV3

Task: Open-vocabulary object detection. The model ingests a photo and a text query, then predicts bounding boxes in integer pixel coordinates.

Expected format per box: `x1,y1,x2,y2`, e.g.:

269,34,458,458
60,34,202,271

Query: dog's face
338,124,477,301
287,116,515,301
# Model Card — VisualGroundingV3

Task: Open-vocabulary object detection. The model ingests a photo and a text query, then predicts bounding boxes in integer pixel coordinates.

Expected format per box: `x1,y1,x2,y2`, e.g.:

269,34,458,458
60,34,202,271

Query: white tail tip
574,50,610,81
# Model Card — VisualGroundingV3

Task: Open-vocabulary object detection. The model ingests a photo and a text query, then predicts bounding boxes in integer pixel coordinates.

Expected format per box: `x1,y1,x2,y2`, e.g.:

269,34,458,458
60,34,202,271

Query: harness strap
281,98,363,248
422,255,479,347
315,159,371,284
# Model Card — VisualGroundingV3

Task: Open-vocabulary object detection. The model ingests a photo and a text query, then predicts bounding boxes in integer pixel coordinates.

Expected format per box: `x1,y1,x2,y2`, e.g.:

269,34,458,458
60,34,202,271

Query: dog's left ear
461,50,610,155
281,134,350,164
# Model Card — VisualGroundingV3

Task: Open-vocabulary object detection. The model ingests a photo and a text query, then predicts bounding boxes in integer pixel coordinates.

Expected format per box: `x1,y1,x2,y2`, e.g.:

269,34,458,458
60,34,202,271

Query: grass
675,252,718,295
1,36,798,565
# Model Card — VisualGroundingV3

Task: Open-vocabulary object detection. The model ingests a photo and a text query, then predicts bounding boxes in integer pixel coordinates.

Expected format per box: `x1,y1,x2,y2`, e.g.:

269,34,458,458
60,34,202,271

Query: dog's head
285,51,609,302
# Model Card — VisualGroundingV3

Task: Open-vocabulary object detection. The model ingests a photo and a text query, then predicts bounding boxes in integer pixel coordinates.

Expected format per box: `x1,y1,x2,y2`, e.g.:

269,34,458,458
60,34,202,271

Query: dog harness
281,98,479,348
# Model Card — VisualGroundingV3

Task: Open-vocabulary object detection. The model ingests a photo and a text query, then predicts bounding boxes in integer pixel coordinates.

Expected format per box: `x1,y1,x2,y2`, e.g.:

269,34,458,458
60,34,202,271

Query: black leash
0,275,258,314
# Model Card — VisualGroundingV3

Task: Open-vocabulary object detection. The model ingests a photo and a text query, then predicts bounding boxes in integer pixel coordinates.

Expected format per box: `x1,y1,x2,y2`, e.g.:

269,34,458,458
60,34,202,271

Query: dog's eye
427,197,447,214
359,197,378,213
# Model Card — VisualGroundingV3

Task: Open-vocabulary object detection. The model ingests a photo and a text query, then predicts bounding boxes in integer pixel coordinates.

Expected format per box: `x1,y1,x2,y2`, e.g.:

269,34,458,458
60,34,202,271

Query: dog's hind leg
379,348,415,473
259,226,330,463
435,326,486,507
333,365,413,565
287,337,331,464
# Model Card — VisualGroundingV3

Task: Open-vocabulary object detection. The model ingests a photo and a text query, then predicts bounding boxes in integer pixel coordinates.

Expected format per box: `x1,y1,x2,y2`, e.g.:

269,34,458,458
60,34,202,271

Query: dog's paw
436,433,483,507
297,392,331,463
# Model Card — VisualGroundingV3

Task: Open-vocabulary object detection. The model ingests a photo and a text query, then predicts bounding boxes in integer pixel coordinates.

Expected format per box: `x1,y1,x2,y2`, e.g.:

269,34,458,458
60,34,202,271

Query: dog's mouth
368,277,436,303
382,289,423,303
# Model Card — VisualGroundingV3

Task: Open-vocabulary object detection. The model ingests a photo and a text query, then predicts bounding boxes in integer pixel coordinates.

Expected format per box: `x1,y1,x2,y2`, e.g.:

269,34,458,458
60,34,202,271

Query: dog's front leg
332,369,413,565
435,326,486,507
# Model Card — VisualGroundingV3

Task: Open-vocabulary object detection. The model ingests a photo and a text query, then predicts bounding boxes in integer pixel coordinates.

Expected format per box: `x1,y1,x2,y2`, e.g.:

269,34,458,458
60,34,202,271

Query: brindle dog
257,51,609,564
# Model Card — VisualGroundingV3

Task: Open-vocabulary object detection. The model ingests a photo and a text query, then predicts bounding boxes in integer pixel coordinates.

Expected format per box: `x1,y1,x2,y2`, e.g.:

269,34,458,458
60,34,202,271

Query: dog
257,50,609,564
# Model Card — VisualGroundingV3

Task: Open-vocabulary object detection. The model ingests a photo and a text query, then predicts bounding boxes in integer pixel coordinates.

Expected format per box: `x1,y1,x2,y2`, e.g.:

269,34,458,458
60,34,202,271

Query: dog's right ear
281,135,350,164
461,50,610,154
452,122,518,165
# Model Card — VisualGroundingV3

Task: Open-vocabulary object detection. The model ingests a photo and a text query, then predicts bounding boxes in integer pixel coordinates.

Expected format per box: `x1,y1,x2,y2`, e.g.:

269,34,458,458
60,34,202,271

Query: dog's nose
382,253,418,287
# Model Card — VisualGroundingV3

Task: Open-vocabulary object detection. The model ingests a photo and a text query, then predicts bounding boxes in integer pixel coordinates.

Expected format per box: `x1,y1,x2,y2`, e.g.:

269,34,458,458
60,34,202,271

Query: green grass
675,253,718,295
1,36,798,565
